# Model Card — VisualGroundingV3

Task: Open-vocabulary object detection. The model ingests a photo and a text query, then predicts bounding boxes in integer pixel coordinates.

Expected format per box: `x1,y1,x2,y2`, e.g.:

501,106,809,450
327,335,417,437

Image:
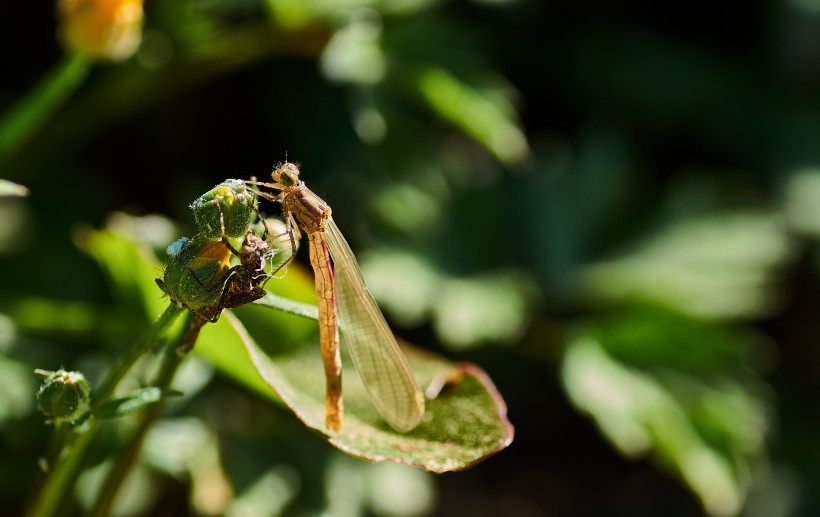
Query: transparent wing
324,219,425,432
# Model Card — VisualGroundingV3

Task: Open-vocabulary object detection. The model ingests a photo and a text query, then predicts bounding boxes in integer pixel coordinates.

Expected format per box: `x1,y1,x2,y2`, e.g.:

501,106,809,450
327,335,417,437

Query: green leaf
225,311,513,472
415,67,529,165
582,210,794,320
75,213,178,323
95,387,181,419
561,311,771,517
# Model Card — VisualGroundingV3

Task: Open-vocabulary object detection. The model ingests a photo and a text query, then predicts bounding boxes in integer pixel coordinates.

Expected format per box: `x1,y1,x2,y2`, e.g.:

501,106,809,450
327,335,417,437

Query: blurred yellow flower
58,0,144,61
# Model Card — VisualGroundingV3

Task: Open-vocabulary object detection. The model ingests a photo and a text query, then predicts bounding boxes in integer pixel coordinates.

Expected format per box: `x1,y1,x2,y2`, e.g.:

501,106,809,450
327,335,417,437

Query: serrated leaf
225,311,513,472
95,387,181,419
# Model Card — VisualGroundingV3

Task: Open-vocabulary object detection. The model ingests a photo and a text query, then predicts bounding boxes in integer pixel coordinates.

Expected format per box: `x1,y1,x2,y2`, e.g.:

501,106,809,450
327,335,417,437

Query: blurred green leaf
582,211,794,320
320,10,386,85
0,297,125,340
75,213,178,323
323,455,436,516
362,248,536,348
429,271,535,349
75,460,158,517
591,305,769,374
265,0,437,27
95,388,181,420
0,355,37,425
224,465,299,517
415,67,529,165
143,417,232,514
783,168,820,237
359,248,439,327
0,180,28,197
229,311,513,472
562,310,771,517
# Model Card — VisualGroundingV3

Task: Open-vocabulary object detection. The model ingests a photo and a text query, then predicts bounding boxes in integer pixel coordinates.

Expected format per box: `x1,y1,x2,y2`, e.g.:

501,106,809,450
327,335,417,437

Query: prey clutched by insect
156,179,290,323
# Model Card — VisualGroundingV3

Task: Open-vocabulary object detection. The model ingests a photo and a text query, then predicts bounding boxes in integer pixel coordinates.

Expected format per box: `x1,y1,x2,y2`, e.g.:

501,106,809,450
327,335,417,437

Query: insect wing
324,219,425,432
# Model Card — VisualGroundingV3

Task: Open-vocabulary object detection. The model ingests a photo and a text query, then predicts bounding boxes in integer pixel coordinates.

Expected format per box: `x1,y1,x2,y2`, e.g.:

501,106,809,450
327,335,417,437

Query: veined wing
323,218,425,432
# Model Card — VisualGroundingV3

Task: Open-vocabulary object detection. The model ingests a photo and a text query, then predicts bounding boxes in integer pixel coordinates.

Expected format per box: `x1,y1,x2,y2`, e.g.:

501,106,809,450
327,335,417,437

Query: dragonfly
247,162,425,433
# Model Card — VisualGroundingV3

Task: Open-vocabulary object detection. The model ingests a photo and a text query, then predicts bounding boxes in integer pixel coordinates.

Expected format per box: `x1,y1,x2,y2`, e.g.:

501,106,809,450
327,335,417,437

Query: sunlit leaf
75,213,177,323
582,211,794,320
0,179,28,197
415,67,529,165
0,354,37,424
320,10,385,85
362,248,536,349
430,271,535,349
226,311,513,472
783,168,820,237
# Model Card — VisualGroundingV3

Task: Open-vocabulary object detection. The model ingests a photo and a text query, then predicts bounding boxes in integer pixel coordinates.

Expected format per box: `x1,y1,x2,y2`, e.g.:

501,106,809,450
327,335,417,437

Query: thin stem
24,304,184,517
94,304,185,407
90,315,207,517
0,53,91,164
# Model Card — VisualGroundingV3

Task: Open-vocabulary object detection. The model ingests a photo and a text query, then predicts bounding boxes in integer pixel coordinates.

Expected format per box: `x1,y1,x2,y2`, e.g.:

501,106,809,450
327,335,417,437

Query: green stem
0,53,91,165
90,315,207,517
94,304,185,407
24,304,184,517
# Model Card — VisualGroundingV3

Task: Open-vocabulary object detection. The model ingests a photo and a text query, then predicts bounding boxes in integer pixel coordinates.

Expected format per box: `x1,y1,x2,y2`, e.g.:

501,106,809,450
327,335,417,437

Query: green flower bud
35,369,91,424
156,236,233,321
191,179,258,241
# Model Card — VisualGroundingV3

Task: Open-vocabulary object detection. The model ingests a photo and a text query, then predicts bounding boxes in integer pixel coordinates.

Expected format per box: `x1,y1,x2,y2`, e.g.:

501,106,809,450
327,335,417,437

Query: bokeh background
4,0,820,515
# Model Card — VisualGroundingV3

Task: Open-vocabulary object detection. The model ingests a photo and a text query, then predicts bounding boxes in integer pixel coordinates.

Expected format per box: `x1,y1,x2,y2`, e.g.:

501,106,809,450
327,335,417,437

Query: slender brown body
247,162,425,433
308,231,343,432
276,169,344,431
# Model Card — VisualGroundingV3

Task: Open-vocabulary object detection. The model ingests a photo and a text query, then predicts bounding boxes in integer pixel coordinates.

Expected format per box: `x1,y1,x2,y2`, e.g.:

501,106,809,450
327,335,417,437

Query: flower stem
0,53,90,165
90,315,207,517
24,303,184,517
93,304,185,406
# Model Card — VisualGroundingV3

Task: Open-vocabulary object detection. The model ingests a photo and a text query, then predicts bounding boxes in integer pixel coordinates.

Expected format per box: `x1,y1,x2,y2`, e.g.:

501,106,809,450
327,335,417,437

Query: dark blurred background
3,0,820,515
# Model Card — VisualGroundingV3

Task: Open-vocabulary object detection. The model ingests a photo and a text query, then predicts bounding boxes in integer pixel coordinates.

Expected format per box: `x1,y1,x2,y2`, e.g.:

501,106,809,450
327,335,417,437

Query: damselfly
248,163,425,433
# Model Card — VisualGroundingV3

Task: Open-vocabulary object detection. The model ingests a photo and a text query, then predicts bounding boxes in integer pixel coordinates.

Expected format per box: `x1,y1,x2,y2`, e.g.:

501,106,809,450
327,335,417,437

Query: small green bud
35,369,91,425
191,179,258,241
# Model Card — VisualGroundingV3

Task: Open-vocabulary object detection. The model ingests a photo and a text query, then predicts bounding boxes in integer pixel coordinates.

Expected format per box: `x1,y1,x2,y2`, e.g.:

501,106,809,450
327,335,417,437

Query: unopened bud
35,369,91,424
191,179,258,241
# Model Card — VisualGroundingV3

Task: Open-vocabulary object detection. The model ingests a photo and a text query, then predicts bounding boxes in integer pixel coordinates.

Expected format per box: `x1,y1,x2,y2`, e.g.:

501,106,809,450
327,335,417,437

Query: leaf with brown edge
225,311,513,472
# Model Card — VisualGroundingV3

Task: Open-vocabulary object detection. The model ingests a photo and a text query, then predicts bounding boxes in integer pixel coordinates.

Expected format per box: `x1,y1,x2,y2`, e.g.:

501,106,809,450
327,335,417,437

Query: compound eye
272,162,301,187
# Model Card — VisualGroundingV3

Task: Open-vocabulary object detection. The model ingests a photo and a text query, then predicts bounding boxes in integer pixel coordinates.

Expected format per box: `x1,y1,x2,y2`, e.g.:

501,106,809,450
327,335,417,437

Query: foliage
3,0,820,516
